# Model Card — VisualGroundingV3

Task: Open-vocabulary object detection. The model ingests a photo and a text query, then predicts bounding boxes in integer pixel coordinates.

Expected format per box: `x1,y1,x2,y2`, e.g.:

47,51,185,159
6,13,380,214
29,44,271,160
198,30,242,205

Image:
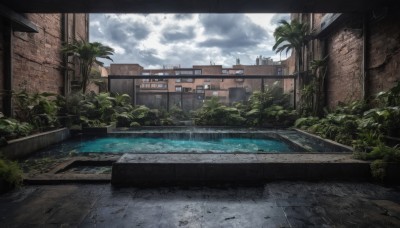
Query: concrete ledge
23,173,111,184
0,128,70,160
293,128,353,152
111,153,371,186
82,125,113,136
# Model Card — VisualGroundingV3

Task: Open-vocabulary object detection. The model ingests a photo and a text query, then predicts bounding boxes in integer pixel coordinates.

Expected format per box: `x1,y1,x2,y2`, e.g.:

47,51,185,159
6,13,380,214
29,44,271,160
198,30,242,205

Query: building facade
289,11,400,109
109,60,288,106
0,11,89,116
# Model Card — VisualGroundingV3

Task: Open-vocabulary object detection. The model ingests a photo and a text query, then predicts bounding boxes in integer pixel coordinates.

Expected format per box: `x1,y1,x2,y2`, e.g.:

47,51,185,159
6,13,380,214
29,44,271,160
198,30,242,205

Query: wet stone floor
1,182,400,227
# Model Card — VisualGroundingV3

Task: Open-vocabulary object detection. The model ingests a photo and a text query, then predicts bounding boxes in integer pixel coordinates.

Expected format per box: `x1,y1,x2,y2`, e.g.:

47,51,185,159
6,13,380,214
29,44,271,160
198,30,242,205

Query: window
235,70,244,75
140,83,150,88
194,70,202,75
277,67,282,75
183,87,191,92
175,70,194,75
142,79,150,82
182,78,194,83
222,69,244,75
196,86,204,94
212,91,219,96
181,70,194,75
175,86,182,92
176,78,194,83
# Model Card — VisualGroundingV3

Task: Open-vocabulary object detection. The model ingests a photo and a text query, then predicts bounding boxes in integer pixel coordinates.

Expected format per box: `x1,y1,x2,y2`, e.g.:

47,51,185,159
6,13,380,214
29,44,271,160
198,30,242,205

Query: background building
108,59,289,111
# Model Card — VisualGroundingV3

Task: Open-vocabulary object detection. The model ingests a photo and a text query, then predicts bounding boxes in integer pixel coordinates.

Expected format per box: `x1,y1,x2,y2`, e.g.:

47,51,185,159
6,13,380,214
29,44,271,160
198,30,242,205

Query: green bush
244,83,295,127
264,105,297,127
0,158,23,191
194,97,245,126
0,113,33,141
14,90,59,131
169,105,189,123
356,145,400,181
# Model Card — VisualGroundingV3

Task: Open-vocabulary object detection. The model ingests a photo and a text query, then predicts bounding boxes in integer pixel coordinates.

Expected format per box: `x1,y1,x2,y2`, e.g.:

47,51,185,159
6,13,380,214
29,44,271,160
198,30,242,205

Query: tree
272,19,309,108
273,19,309,76
310,55,329,116
62,40,114,93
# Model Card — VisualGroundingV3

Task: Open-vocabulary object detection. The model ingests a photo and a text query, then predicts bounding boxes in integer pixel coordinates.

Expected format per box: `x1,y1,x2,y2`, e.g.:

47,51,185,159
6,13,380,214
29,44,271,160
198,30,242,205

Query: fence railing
108,74,297,111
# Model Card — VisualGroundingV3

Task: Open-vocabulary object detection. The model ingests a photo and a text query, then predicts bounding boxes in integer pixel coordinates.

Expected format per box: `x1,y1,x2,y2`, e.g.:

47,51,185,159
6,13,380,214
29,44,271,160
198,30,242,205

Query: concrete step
111,153,372,186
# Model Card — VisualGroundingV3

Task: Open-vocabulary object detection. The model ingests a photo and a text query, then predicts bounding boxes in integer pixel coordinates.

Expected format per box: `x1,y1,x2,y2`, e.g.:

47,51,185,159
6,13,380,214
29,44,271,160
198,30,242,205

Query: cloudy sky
89,13,290,68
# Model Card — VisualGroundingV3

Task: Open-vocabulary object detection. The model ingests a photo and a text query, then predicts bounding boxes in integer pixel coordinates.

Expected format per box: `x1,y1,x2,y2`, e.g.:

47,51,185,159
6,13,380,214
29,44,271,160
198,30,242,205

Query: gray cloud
138,49,163,66
270,14,290,26
163,47,210,67
174,14,194,20
198,14,268,50
161,26,196,43
91,14,150,45
90,13,285,68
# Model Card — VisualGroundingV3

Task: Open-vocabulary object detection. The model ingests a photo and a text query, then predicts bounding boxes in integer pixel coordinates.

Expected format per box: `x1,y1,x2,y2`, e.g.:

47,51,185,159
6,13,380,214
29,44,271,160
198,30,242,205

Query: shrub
194,97,245,126
0,113,33,141
0,158,23,192
14,90,59,131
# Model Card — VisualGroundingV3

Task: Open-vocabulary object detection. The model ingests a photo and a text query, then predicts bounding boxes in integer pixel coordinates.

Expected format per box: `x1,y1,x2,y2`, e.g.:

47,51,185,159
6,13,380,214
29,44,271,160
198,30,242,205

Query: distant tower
256,57,260,65
236,58,240,65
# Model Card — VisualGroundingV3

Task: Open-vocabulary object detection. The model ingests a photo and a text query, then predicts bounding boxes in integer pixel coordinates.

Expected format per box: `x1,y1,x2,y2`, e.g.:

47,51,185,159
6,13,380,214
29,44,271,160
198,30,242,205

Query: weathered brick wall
0,18,4,111
12,14,64,94
367,13,400,96
324,16,364,108
192,65,222,93
65,13,89,82
306,12,400,108
110,64,143,75
242,65,279,92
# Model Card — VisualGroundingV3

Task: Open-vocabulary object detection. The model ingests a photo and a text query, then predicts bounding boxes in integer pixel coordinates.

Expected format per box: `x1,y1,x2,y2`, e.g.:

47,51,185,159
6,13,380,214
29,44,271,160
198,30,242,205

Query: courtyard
1,182,400,227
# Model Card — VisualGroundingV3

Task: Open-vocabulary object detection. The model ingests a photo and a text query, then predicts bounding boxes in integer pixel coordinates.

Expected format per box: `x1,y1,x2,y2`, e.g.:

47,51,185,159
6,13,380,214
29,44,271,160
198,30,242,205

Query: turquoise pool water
79,137,293,153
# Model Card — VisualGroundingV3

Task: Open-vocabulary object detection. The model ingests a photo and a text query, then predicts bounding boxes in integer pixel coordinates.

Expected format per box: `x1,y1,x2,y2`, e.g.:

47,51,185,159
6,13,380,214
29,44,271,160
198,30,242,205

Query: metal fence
108,75,297,112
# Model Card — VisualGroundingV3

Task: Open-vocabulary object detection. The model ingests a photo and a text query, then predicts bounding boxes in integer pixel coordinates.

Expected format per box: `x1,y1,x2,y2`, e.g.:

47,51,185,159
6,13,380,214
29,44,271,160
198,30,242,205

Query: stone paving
1,182,400,227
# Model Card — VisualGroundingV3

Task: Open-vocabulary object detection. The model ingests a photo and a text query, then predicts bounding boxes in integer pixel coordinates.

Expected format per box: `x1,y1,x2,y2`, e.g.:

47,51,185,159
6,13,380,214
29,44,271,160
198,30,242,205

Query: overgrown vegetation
61,92,175,128
14,90,60,131
295,82,400,180
194,97,246,126
0,112,33,143
61,40,114,93
0,158,23,192
0,89,62,143
194,82,296,127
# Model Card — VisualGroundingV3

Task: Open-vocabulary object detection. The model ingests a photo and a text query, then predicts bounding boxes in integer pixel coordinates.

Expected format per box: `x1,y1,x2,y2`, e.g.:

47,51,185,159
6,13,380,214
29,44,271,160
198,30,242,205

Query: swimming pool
31,128,352,158
79,137,293,153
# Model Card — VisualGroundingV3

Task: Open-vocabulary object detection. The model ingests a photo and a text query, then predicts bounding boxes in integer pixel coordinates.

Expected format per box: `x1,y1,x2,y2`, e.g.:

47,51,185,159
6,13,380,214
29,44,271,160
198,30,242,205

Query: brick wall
303,12,400,109
0,18,4,111
0,13,88,114
322,13,400,108
367,13,400,96
110,64,143,75
12,14,64,94
325,16,364,108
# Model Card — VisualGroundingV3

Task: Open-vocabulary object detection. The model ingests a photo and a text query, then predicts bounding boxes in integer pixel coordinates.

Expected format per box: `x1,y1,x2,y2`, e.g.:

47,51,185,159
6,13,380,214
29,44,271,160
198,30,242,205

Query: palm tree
273,19,309,78
62,40,114,93
272,19,309,108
